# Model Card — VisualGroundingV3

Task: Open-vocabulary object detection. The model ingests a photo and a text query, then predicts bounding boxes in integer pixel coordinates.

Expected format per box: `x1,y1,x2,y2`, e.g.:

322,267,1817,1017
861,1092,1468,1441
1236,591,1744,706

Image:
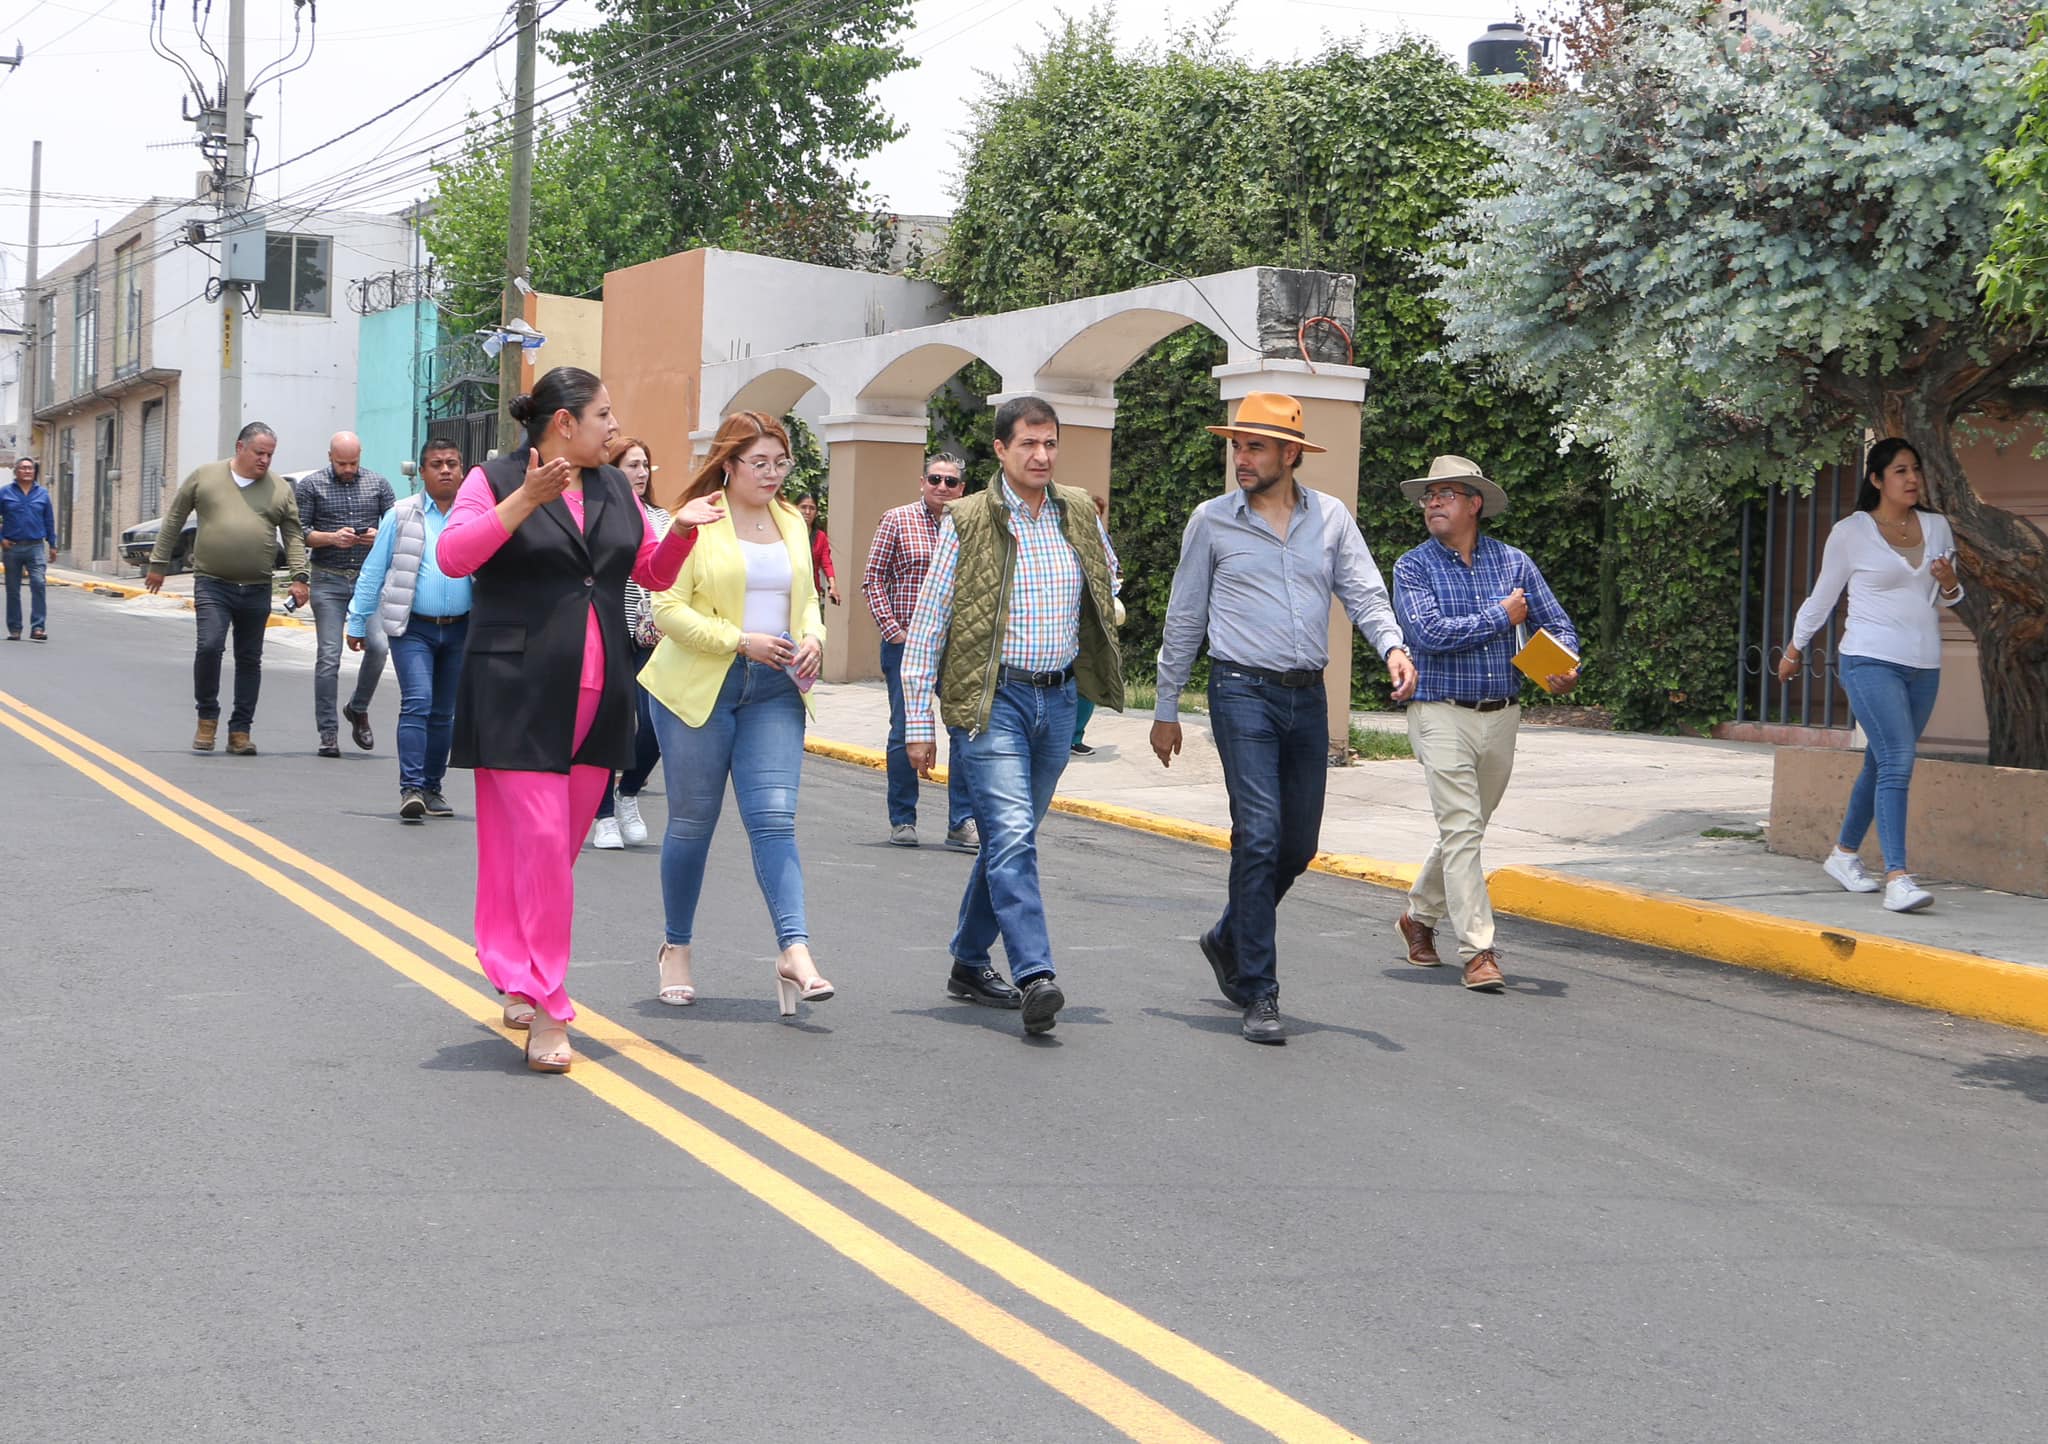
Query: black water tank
1469,21,1537,78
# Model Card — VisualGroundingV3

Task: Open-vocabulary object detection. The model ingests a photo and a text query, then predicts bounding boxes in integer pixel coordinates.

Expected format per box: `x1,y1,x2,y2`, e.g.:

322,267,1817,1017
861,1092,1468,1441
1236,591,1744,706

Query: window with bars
113,240,141,377
259,234,331,315
72,269,97,394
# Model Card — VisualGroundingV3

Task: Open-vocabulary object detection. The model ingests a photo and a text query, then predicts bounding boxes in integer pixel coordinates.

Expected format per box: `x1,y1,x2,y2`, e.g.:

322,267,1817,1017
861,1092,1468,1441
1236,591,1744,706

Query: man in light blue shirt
1151,393,1416,1043
347,438,472,821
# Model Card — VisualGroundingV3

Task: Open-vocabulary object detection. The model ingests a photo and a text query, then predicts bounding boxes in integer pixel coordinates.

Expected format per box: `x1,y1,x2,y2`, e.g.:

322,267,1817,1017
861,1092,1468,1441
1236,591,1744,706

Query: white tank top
740,539,792,634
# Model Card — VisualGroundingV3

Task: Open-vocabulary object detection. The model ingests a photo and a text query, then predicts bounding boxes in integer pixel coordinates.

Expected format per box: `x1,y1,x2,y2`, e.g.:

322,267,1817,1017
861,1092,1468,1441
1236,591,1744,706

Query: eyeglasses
738,456,794,476
923,474,964,488
1420,486,1475,505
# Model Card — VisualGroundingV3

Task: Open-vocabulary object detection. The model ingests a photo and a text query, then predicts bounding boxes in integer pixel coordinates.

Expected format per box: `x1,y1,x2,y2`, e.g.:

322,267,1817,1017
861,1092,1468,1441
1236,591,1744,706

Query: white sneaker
591,816,625,850
1883,874,1933,913
1822,849,1881,894
616,794,648,845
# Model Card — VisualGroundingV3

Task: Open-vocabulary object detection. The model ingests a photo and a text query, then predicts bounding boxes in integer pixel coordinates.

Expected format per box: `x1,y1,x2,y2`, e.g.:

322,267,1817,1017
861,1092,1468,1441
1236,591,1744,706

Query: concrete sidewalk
804,679,2048,972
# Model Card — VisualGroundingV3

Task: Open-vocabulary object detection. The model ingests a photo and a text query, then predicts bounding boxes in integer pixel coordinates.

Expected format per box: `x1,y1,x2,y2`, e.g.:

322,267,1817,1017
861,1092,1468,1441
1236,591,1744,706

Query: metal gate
92,414,116,561
140,400,166,517
1734,462,1857,728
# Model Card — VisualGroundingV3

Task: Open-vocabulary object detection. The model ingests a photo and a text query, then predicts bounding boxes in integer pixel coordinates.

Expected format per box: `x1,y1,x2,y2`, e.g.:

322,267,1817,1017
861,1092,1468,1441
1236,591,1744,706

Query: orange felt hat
1205,392,1328,453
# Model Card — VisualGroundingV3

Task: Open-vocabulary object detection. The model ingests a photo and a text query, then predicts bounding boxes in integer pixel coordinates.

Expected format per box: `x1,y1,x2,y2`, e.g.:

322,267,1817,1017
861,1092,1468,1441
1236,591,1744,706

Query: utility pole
218,0,249,457
497,0,537,455
18,139,40,460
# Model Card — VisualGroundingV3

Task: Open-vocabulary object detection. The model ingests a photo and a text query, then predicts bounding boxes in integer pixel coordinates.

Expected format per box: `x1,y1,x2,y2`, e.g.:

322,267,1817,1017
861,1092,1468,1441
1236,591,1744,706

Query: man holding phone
297,432,396,757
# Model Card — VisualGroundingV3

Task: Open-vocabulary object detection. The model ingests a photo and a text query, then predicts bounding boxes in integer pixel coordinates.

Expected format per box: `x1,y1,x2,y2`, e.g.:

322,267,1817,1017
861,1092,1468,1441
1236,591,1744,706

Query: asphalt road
4,593,2046,1443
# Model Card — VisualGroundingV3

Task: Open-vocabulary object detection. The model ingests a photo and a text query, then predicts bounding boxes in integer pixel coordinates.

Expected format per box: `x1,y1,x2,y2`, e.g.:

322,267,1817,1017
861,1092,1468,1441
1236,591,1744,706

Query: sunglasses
924,474,965,488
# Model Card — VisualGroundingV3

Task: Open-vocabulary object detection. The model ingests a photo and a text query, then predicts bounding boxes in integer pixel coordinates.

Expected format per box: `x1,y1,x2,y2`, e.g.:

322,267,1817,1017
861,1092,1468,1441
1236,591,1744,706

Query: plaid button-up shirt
901,479,1086,743
295,465,397,571
862,498,947,644
1393,534,1578,704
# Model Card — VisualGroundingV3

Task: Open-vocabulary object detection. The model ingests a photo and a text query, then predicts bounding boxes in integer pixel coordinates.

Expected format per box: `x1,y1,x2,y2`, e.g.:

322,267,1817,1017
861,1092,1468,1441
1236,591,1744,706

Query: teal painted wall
355,301,438,495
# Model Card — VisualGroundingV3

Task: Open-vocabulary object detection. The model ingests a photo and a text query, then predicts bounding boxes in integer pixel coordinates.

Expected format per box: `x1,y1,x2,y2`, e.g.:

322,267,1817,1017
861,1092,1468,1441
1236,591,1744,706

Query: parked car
121,470,313,573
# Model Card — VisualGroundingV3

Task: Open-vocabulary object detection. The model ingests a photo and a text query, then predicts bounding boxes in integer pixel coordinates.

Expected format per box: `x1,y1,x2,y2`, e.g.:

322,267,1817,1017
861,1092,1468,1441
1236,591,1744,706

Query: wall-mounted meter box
223,219,269,285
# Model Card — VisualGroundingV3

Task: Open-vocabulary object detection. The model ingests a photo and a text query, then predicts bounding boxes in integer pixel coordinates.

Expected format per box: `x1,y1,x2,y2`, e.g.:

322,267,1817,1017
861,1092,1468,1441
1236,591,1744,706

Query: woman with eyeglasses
589,437,669,849
638,411,835,1016
795,493,840,606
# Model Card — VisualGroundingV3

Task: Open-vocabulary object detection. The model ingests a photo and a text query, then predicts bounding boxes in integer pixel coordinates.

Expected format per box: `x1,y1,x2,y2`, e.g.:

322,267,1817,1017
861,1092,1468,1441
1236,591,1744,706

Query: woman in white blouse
1778,439,1964,913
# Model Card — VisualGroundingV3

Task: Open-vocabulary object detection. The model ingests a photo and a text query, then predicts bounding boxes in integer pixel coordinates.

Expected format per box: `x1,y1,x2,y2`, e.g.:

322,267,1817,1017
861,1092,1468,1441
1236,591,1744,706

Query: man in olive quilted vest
902,396,1123,1038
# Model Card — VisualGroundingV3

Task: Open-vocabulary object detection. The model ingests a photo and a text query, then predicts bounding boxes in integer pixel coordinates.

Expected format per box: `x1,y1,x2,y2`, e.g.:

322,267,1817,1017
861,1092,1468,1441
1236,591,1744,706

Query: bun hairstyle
512,366,605,449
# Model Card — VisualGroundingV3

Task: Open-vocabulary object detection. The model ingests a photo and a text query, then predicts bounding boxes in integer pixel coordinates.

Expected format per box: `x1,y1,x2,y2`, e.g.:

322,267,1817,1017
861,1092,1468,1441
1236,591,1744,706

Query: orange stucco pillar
1212,360,1375,758
819,414,931,683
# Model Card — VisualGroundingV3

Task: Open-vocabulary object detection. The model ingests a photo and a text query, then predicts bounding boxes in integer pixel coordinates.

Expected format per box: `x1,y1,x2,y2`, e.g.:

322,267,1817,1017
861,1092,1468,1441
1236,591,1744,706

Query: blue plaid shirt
1393,535,1578,703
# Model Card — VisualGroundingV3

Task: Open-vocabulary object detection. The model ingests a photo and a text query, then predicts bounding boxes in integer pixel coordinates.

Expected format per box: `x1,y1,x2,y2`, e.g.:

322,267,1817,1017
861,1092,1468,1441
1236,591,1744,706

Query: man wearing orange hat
1392,455,1579,994
1151,392,1416,1044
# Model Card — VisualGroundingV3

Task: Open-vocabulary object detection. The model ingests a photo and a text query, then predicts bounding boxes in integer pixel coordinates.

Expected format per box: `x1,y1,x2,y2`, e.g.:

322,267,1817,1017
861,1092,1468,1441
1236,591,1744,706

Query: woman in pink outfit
437,366,724,1072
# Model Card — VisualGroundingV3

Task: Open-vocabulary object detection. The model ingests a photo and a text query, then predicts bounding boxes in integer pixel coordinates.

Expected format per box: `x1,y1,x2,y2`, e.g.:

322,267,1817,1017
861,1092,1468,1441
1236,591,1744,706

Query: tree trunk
1881,391,2048,770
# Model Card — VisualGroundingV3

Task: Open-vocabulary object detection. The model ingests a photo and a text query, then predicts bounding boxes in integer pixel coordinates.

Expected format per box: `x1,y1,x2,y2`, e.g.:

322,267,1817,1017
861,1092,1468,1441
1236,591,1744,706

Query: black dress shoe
1199,929,1249,1007
317,737,342,758
1242,996,1286,1044
947,961,1022,1009
343,703,375,751
1020,975,1065,1035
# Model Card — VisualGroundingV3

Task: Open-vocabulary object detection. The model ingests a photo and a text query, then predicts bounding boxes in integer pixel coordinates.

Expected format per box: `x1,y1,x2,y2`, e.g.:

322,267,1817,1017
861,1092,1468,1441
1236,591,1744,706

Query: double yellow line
0,689,1370,1444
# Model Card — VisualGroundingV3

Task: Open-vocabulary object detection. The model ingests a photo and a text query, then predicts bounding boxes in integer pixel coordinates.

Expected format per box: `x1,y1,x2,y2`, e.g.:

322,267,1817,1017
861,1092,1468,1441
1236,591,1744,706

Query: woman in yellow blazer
641,411,834,1016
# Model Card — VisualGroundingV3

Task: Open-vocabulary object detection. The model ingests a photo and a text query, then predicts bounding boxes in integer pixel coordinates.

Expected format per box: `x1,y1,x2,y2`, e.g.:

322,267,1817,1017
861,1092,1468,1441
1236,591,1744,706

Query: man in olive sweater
145,422,310,755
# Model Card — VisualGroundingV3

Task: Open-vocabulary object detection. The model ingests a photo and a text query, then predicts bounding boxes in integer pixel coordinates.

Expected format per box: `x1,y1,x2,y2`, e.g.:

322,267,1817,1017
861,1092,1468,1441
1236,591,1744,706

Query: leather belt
1212,658,1321,689
415,613,467,626
997,663,1075,688
1450,698,1518,713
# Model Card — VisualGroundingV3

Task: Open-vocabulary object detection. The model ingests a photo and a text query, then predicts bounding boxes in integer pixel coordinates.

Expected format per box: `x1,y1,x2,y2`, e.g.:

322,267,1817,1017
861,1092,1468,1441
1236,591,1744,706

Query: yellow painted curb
806,734,2047,1037
1487,866,2048,1035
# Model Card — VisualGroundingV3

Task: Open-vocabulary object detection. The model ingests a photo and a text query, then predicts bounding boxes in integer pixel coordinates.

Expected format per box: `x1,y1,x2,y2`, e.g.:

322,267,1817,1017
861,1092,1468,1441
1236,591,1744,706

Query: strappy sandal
525,1021,573,1073
503,999,537,1030
773,962,835,1016
656,942,696,1006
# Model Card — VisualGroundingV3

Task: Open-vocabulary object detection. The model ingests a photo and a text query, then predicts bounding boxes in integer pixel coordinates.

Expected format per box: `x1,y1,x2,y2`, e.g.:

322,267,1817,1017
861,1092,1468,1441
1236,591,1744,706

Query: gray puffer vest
376,494,431,637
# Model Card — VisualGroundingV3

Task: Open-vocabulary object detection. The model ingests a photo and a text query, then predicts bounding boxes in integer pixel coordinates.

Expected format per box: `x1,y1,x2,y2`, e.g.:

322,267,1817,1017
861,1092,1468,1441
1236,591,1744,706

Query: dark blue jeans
597,646,660,819
387,615,467,792
880,638,971,830
1839,654,1940,873
192,577,272,731
4,540,47,633
1206,666,1329,1002
949,677,1076,986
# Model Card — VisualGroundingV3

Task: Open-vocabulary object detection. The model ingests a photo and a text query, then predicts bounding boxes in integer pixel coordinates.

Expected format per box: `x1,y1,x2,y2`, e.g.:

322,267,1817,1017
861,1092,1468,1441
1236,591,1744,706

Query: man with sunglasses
863,451,981,857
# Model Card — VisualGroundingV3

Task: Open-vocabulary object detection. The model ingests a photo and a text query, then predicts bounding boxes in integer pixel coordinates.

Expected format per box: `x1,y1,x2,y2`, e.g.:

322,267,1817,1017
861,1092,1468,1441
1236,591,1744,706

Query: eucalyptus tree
1434,0,2048,765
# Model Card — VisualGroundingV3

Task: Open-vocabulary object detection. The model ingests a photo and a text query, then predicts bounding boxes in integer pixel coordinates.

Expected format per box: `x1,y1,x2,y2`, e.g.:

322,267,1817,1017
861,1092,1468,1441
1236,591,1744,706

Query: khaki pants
1406,701,1519,961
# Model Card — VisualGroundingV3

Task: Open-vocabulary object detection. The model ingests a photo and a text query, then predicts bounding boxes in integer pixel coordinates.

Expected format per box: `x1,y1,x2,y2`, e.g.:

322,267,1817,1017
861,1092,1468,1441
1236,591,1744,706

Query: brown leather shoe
193,719,218,752
226,731,258,756
1463,950,1506,992
1395,913,1441,966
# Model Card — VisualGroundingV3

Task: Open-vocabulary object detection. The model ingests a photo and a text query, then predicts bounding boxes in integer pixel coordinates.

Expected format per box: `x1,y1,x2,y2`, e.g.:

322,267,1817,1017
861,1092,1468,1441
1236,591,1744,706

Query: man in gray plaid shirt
296,432,396,757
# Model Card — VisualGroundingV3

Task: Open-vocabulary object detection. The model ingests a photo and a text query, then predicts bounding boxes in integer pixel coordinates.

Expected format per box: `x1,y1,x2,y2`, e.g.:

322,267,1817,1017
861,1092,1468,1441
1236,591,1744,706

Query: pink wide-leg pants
473,679,609,1022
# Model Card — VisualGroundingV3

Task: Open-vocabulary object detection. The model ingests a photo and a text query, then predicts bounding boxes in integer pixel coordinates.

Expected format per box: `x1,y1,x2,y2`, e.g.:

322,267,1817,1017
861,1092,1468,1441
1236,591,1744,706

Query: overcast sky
0,0,1511,290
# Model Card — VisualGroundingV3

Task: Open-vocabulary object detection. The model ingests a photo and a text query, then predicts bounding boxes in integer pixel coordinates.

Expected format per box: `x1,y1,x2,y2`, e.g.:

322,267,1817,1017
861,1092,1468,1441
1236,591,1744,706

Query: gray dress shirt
1154,485,1405,721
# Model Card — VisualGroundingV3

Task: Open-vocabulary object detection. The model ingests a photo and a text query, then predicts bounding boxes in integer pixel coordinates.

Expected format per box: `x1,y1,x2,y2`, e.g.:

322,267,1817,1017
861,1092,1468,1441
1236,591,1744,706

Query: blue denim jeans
880,639,972,830
949,677,1076,986
310,568,386,737
1839,653,1941,873
597,646,661,819
4,540,47,633
192,577,272,730
1206,666,1328,1001
653,659,809,949
386,615,467,792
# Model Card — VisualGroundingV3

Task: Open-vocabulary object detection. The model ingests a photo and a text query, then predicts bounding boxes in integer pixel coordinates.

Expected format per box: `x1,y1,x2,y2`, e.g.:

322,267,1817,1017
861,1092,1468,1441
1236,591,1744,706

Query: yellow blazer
642,499,827,726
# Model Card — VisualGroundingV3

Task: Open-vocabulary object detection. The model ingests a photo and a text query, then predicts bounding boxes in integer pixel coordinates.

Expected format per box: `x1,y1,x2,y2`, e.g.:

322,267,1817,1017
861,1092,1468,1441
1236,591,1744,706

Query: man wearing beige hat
1392,456,1579,993
1152,392,1416,1043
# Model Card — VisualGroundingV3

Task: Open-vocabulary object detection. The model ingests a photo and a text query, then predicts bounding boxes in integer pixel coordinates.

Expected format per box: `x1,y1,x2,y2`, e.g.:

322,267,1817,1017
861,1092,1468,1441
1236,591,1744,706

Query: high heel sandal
525,1020,573,1073
503,999,537,1030
656,942,696,1006
773,961,834,1017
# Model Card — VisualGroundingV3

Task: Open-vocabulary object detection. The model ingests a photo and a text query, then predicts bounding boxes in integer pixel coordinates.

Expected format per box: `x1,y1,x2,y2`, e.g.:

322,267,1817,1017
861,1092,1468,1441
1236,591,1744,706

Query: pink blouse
437,468,697,693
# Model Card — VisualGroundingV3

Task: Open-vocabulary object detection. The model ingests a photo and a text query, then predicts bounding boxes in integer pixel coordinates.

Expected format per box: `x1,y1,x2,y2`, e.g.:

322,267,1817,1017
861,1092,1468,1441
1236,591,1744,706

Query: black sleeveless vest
449,450,644,773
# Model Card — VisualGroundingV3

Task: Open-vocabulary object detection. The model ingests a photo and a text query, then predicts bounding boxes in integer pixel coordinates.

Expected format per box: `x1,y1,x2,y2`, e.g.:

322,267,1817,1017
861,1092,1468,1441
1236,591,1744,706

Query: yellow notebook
1512,627,1580,693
